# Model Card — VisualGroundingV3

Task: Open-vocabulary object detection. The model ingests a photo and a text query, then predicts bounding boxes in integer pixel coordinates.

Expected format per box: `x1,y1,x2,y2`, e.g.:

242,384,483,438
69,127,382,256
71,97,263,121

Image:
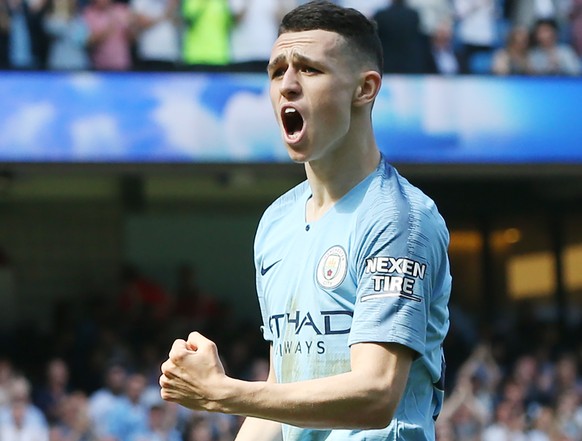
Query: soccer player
159,2,451,440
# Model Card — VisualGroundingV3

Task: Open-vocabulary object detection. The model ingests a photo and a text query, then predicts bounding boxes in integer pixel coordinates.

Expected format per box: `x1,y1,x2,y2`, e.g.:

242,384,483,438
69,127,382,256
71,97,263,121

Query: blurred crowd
1,262,582,440
0,264,270,440
0,0,580,74
438,301,582,441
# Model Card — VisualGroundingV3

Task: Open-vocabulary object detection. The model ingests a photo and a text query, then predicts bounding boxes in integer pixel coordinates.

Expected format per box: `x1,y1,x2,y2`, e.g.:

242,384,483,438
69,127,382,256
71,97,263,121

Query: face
535,24,557,48
92,0,111,9
125,374,146,402
510,27,529,50
268,30,362,164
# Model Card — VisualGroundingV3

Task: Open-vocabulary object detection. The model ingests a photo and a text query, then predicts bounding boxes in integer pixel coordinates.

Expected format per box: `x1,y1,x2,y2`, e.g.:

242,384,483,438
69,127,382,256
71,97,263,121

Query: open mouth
281,107,304,141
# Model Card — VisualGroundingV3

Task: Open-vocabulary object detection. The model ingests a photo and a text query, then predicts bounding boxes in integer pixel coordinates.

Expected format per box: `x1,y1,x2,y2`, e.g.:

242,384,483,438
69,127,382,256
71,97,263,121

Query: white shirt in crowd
455,0,498,47
229,0,295,63
131,0,180,63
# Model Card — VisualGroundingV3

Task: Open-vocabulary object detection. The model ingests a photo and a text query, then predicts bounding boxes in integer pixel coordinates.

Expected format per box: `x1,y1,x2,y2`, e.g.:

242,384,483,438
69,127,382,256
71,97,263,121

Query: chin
285,146,311,164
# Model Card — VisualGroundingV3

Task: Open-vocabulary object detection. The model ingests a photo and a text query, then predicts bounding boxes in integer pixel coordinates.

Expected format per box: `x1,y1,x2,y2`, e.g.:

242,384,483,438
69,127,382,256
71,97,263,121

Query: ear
353,70,382,107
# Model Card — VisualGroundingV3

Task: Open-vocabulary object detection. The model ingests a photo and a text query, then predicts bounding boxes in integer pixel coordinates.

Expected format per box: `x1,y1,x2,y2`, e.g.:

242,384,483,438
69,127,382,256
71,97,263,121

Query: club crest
316,245,347,289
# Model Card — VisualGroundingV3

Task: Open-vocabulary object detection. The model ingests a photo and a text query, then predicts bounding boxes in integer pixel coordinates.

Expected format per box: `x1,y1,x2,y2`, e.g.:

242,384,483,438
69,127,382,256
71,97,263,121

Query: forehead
270,30,346,63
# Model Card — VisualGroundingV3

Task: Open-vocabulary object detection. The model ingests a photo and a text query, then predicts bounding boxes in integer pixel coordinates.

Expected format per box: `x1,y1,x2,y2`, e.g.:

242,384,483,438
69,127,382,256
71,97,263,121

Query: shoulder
356,159,449,250
558,44,580,59
365,159,442,225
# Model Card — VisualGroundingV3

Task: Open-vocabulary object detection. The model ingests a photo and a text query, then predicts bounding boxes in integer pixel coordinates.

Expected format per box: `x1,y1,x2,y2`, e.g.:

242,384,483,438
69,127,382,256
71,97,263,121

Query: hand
159,332,227,412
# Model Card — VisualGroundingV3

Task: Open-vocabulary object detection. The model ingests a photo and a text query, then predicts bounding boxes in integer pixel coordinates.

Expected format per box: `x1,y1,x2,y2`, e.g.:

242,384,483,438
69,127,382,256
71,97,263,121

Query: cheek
316,93,352,129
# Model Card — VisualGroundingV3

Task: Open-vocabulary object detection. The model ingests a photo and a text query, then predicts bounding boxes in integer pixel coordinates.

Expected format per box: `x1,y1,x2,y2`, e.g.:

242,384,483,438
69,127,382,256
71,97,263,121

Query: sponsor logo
361,256,427,302
260,259,282,276
268,310,353,338
316,245,347,289
268,309,353,357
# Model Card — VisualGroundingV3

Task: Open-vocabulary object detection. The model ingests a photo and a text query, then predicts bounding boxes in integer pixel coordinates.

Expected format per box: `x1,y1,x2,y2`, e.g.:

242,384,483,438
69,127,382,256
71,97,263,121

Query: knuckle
161,360,173,373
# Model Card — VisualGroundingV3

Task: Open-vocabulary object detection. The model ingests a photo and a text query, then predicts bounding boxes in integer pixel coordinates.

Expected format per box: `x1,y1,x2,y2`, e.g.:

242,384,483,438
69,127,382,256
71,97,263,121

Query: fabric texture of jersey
254,156,451,441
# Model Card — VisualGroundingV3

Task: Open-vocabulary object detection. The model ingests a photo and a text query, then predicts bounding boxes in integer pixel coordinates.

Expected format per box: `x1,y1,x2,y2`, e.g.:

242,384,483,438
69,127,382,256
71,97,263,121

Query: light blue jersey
254,156,451,441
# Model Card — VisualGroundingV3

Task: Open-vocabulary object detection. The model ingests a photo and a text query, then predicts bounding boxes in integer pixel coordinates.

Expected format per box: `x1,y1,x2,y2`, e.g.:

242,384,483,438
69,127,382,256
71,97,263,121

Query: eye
300,66,319,74
270,67,286,79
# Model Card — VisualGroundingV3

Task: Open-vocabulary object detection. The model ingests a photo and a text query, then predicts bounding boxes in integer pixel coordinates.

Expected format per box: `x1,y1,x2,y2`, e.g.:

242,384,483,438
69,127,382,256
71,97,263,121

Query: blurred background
0,0,582,440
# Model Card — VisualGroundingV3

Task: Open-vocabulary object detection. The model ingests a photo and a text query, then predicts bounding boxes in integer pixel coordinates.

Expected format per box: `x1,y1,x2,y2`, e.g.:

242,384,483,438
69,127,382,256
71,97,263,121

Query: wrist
213,376,265,416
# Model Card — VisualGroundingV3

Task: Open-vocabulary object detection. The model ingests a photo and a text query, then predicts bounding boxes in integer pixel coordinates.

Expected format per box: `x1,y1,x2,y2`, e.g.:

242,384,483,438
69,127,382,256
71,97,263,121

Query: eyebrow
267,53,320,74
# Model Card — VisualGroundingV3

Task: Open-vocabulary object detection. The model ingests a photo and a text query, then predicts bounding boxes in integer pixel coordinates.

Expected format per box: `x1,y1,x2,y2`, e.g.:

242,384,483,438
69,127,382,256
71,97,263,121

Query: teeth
284,108,296,114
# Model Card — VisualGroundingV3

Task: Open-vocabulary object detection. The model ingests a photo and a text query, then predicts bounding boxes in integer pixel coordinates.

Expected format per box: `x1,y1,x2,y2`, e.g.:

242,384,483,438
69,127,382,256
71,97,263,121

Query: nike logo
261,259,282,276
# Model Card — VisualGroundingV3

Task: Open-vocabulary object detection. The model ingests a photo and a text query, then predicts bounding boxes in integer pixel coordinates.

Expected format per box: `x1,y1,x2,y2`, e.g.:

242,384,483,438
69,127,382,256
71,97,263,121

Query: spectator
0,0,8,68
427,19,460,74
228,0,293,71
0,358,15,407
439,373,488,441
571,0,582,56
408,0,453,65
553,353,582,398
83,0,133,70
554,390,582,440
118,265,172,323
0,376,48,431
5,0,50,69
182,0,232,67
105,373,148,441
33,358,70,426
184,415,214,441
510,354,543,408
492,26,531,75
129,402,181,441
373,0,425,73
454,0,499,73
172,264,223,328
507,0,571,31
27,0,51,68
458,344,501,420
49,391,96,441
482,400,528,441
529,18,582,75
88,362,127,438
131,0,181,70
527,405,560,441
0,396,49,441
44,0,90,70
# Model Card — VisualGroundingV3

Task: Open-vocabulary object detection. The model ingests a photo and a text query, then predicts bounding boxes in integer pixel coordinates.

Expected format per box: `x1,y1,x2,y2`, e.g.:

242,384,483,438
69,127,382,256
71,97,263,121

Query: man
373,0,425,73
181,0,232,66
159,2,451,440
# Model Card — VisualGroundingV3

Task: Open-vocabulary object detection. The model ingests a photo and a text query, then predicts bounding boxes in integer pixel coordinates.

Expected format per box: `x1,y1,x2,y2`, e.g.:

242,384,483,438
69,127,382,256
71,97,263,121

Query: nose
279,68,301,99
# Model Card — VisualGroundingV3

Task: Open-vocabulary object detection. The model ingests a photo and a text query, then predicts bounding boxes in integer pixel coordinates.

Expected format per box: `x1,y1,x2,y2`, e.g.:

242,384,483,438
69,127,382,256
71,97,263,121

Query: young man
159,2,451,440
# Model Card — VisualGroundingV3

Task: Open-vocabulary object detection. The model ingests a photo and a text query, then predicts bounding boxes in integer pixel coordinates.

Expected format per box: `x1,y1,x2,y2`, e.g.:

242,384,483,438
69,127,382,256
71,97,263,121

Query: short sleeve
348,198,447,357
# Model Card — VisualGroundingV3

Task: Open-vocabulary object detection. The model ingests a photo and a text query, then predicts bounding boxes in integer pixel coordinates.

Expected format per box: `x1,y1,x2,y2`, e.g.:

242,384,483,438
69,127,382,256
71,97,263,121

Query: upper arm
350,342,414,415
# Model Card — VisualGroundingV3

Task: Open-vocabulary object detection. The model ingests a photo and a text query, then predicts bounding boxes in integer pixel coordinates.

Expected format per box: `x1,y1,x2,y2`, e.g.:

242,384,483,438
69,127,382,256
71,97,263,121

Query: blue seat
469,51,494,74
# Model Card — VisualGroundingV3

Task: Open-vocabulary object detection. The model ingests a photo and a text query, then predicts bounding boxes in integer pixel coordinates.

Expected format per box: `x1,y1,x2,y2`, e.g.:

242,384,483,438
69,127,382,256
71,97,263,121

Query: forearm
161,338,412,431
217,367,401,429
235,416,282,441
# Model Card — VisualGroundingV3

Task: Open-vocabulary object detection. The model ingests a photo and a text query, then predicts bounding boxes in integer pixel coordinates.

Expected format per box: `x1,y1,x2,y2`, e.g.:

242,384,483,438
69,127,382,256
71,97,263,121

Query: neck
304,124,380,222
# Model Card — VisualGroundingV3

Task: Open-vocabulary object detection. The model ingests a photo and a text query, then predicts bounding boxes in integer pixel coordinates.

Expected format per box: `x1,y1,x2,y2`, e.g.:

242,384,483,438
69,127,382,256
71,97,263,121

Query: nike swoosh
261,259,282,276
